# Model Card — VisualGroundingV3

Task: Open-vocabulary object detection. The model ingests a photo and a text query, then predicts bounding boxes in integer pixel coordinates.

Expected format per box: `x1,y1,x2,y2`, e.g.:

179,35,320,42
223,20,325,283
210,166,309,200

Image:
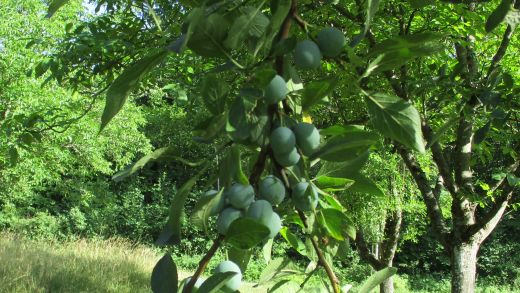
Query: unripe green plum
292,182,318,211
294,40,322,69
213,261,242,292
265,75,287,105
184,276,204,292
245,200,273,223
293,122,320,156
216,207,243,235
274,147,300,167
227,183,255,209
202,190,225,216
270,127,296,154
259,175,286,205
316,27,346,57
266,212,282,238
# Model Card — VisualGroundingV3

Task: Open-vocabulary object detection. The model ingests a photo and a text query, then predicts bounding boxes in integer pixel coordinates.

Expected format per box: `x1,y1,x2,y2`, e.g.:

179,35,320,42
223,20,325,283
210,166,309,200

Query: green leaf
255,0,291,56
317,151,370,178
226,218,270,249
8,147,19,166
507,174,520,187
320,125,365,137
151,254,178,293
113,147,174,182
425,115,459,149
474,121,491,144
191,189,224,233
228,246,252,273
351,0,380,46
258,258,301,285
46,0,69,18
156,163,210,246
279,227,307,256
347,173,385,197
193,113,227,143
199,74,229,115
318,209,352,241
227,98,251,141
365,33,442,75
198,272,238,293
311,131,378,161
314,176,354,192
101,50,168,131
365,92,425,153
355,267,397,293
301,78,338,112
188,13,230,58
486,0,511,33
230,146,249,185
263,238,274,263
224,5,269,49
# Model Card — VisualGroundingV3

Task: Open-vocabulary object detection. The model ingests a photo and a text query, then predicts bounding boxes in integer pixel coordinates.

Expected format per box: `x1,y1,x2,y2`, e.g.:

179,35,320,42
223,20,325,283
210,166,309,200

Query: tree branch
398,147,451,249
182,236,223,293
380,207,403,265
355,230,383,270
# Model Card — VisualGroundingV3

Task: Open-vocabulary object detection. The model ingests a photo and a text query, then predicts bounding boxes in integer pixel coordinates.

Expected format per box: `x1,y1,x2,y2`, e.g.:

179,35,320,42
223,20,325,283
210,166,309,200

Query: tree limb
355,230,383,270
380,207,403,265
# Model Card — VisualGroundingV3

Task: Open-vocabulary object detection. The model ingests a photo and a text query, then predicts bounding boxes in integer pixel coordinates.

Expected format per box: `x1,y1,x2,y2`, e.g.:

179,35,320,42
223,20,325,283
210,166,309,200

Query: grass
1,233,518,293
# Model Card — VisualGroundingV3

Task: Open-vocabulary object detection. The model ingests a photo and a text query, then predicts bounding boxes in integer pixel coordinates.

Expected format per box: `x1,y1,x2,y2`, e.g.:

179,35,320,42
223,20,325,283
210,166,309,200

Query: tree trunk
380,276,394,293
451,241,479,293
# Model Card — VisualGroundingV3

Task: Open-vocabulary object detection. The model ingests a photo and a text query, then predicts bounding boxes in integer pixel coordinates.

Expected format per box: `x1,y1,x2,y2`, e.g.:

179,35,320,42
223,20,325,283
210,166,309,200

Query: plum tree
293,122,320,156
264,75,287,104
316,27,345,57
226,183,255,209
202,190,225,216
270,127,296,154
216,207,243,235
258,175,285,205
294,40,322,69
292,182,318,212
213,261,242,292
273,147,300,167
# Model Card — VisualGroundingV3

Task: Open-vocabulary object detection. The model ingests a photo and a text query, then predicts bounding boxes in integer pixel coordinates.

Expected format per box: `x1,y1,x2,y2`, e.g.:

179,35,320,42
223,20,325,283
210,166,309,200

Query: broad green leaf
507,174,520,187
227,98,251,141
198,272,237,293
311,131,378,161
486,0,511,33
474,121,491,144
347,173,385,198
301,78,338,112
193,113,227,142
46,0,69,18
258,258,301,285
314,176,355,192
355,267,397,293
279,227,306,256
228,246,252,272
351,0,380,46
231,146,249,185
318,209,352,241
226,218,270,249
101,50,168,131
224,5,269,49
191,189,224,233
365,33,442,75
151,254,178,293
199,74,229,115
320,125,365,137
365,92,425,153
255,0,291,56
187,13,230,58
263,238,273,263
268,280,301,292
317,151,370,178
112,147,204,182
155,163,210,246
425,115,458,149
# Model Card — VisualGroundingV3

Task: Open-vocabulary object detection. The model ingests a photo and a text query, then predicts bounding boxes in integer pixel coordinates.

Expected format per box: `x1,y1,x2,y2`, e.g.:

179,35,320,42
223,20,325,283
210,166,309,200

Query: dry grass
0,233,266,293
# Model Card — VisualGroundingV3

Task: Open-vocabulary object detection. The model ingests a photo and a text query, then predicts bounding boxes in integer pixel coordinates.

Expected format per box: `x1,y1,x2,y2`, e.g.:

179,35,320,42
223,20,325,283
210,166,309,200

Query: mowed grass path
0,234,264,293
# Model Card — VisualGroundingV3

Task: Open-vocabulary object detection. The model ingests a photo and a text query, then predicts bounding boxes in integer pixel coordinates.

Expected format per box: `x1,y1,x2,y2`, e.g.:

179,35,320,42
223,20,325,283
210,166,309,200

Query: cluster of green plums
294,26,345,70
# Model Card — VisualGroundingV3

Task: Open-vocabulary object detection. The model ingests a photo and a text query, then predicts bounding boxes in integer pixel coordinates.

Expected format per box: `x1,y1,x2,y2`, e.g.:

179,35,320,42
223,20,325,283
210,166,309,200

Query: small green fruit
316,27,346,57
227,184,255,209
266,212,282,238
202,190,225,216
270,127,296,154
184,276,204,292
292,182,318,211
274,147,300,167
213,260,242,292
293,122,320,156
259,175,286,205
246,200,273,223
265,75,288,104
216,207,243,235
294,40,322,69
